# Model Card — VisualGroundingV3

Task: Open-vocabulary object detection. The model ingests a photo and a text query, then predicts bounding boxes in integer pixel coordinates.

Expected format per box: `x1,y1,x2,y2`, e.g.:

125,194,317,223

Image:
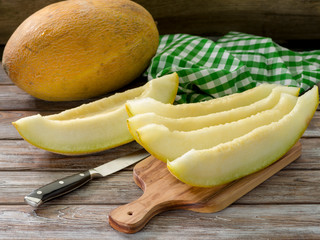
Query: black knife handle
24,170,93,207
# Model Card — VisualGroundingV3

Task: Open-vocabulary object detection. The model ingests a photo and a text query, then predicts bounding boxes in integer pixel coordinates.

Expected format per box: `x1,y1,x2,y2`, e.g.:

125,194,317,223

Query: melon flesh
47,86,145,120
126,84,300,118
167,86,318,187
135,93,297,162
47,73,178,120
127,86,299,138
13,73,179,155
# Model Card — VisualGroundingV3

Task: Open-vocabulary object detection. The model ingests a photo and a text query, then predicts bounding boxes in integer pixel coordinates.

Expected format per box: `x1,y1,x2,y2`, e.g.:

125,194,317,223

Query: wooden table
0,62,319,239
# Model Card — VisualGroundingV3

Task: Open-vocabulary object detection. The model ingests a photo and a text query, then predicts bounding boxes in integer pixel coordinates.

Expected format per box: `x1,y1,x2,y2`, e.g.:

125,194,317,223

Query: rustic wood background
1,66,320,238
0,0,320,238
0,0,320,46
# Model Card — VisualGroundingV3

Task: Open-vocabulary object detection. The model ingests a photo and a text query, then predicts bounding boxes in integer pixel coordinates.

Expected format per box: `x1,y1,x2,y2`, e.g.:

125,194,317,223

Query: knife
24,149,150,208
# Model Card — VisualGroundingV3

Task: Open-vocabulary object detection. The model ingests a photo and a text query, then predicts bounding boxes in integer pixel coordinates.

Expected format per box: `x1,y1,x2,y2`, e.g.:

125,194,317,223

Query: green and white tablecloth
145,32,320,103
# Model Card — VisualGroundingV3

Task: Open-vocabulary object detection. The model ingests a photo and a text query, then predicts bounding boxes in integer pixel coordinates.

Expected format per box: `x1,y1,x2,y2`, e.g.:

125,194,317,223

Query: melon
12,73,178,155
2,0,159,101
168,86,318,187
133,93,297,162
126,86,299,138
126,84,300,118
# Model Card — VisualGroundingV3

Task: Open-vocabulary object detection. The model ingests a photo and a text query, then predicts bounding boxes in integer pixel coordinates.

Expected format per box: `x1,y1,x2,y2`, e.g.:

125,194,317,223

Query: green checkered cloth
145,32,320,103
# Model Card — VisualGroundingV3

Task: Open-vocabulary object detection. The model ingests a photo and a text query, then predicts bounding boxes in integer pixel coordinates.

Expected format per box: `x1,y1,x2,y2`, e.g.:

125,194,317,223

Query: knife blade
24,149,150,208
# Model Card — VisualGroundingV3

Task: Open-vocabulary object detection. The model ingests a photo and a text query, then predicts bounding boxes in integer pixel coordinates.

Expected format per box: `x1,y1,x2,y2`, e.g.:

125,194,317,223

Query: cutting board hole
127,211,133,216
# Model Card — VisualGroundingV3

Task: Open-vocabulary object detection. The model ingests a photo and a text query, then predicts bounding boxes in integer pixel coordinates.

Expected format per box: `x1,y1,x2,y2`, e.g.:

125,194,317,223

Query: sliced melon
12,73,179,155
127,86,300,138
134,93,298,162
167,86,318,187
47,86,146,120
126,84,300,118
47,73,178,120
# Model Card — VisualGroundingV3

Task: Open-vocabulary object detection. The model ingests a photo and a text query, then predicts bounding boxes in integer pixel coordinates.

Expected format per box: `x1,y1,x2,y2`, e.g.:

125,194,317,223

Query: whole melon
2,0,159,101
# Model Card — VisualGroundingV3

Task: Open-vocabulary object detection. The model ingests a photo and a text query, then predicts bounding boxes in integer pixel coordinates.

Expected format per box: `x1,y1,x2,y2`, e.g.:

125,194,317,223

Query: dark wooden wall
0,0,319,46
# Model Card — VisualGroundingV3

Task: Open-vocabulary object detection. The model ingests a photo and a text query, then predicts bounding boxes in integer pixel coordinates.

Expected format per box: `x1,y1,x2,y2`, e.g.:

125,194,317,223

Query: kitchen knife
24,149,150,208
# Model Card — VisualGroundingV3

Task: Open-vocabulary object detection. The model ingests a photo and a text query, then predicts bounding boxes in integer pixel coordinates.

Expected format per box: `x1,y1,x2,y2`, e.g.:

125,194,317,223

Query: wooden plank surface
0,0,320,45
1,169,320,205
0,65,10,84
0,140,142,171
0,85,113,111
0,138,319,171
1,205,320,239
0,61,320,238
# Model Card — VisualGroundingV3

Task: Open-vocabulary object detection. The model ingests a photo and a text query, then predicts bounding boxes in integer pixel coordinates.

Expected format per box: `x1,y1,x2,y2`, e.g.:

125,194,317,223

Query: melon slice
127,86,300,138
47,87,146,120
126,84,300,118
47,73,178,120
12,73,179,155
167,86,318,187
134,93,298,162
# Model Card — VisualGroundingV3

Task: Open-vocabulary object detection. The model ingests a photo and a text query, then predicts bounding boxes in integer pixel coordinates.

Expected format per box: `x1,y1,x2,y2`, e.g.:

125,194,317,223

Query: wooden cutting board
108,142,301,234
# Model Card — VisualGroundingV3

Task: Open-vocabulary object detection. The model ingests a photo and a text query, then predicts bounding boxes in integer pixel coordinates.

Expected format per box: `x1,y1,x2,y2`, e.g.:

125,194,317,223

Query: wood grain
0,111,52,139
0,86,145,111
109,143,302,233
0,66,11,84
304,112,320,137
1,0,320,44
0,85,107,111
0,130,320,171
1,204,319,239
0,140,142,171
1,169,320,206
0,33,319,236
0,65,147,111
